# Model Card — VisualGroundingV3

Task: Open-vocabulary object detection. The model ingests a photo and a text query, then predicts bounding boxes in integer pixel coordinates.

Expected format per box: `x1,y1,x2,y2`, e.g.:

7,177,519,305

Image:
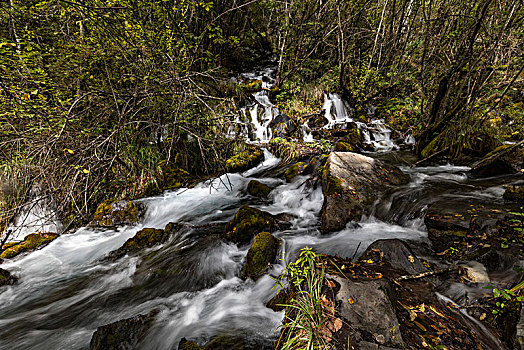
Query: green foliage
274,247,332,350
484,280,524,315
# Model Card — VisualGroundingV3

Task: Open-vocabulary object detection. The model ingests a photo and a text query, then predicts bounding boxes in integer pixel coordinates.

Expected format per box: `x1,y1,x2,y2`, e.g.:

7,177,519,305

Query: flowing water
2,147,519,349
1,67,517,349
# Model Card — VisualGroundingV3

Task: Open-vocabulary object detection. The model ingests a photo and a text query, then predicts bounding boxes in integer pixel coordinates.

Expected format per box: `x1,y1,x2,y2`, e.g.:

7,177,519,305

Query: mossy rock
1,232,58,259
284,162,312,182
242,232,280,280
109,223,180,260
503,184,524,202
243,79,263,91
225,148,264,173
225,205,280,245
91,199,140,227
178,339,203,350
334,141,355,152
0,268,17,287
203,335,245,350
89,311,157,350
246,180,271,199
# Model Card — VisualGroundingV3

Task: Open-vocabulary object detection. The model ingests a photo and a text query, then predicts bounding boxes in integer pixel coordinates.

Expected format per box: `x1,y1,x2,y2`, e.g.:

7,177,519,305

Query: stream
0,67,520,350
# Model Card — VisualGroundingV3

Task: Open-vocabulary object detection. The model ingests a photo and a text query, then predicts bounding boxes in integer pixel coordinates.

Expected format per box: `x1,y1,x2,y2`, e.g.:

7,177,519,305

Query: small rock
178,338,202,350
332,276,404,347
0,268,17,287
242,232,280,280
246,180,271,199
459,261,490,283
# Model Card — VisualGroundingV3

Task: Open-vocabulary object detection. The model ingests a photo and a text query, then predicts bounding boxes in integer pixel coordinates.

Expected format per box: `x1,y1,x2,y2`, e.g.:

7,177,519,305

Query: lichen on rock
1,232,58,259
242,232,280,280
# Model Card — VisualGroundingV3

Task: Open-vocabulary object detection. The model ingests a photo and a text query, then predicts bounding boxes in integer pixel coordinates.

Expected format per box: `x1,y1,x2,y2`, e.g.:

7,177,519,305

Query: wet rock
266,290,289,312
0,232,59,259
504,183,524,202
332,276,404,347
284,161,313,182
269,114,297,138
202,334,245,350
459,261,490,283
108,223,179,260
320,152,409,234
242,232,280,280
424,198,520,252
475,248,518,273
0,268,17,286
469,142,524,177
246,180,271,199
225,147,264,173
312,125,363,148
225,205,286,245
90,199,141,227
361,239,429,275
89,311,157,350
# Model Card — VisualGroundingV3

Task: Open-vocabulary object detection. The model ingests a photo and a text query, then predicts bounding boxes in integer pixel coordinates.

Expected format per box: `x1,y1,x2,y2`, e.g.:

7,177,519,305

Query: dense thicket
1,0,522,239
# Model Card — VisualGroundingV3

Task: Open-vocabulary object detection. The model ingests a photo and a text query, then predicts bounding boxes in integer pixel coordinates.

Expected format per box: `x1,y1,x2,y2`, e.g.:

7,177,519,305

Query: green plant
273,247,335,350
509,207,524,234
484,280,524,315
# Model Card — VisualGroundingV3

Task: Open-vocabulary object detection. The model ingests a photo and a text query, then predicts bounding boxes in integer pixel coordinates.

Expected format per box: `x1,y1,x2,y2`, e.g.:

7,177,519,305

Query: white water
7,197,61,241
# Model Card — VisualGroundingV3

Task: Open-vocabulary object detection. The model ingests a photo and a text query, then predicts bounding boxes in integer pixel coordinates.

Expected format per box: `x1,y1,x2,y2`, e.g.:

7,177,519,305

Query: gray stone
320,152,409,234
332,276,404,347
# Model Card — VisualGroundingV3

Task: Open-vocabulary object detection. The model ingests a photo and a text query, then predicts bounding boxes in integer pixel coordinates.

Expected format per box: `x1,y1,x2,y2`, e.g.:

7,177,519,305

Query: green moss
122,228,168,251
242,232,280,279
246,180,271,198
1,232,58,259
503,185,524,201
334,141,355,152
179,340,203,350
0,268,17,286
243,79,263,91
92,199,139,227
225,205,276,245
225,148,264,173
203,335,245,350
284,162,307,182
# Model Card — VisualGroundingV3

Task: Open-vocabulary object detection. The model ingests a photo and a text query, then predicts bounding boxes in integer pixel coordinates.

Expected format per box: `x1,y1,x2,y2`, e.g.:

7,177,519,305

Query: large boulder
0,232,58,259
0,268,17,287
225,205,287,245
90,199,141,227
320,152,409,234
89,311,157,350
242,232,280,280
469,142,524,177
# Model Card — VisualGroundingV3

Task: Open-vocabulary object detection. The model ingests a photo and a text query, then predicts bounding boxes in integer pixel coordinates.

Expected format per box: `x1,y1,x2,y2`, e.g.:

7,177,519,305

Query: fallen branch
394,266,458,282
